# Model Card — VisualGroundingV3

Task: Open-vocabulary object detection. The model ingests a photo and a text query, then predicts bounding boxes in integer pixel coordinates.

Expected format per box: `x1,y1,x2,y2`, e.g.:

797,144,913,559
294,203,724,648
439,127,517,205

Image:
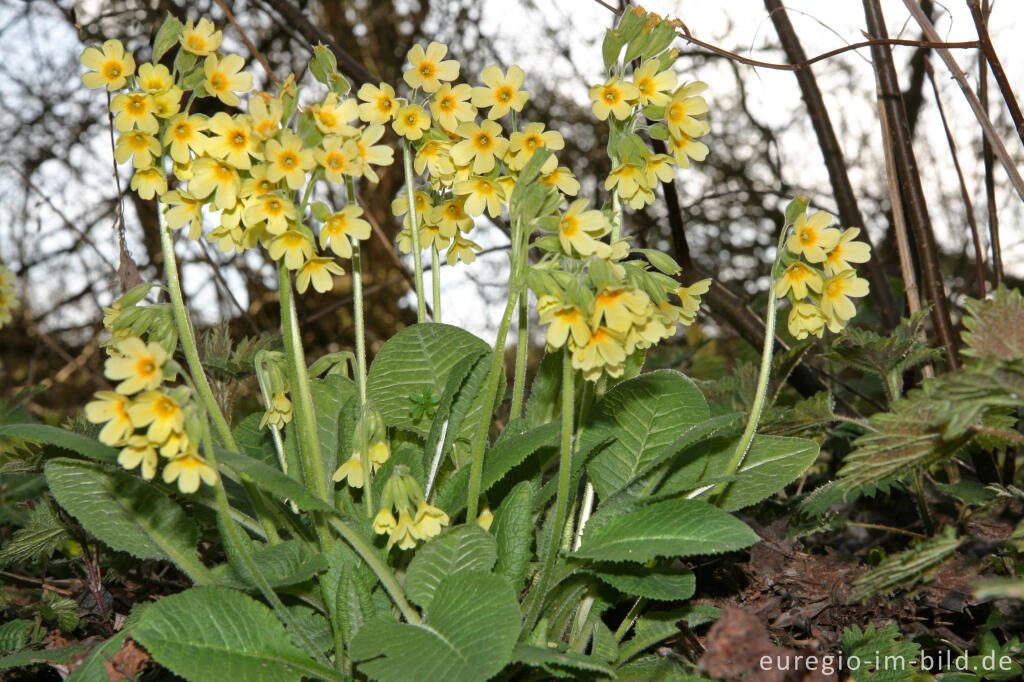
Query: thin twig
978,0,1003,287
966,0,1024,149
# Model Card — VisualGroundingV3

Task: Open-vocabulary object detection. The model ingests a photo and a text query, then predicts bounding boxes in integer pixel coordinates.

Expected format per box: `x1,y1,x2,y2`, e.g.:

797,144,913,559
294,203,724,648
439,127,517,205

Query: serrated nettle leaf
583,370,709,500
491,481,534,589
210,539,327,589
153,13,184,62
0,620,33,653
575,497,758,562
405,524,497,609
0,424,117,463
134,586,341,682
351,572,520,682
961,285,1024,360
587,563,696,601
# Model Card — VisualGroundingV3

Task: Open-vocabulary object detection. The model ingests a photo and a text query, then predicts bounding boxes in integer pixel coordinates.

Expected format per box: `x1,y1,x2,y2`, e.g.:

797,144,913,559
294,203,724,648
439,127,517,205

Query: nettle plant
6,7,873,681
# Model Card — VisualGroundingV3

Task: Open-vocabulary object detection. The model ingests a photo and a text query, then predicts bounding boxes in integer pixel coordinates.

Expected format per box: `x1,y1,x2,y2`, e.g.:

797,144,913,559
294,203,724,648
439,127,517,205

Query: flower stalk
401,138,427,322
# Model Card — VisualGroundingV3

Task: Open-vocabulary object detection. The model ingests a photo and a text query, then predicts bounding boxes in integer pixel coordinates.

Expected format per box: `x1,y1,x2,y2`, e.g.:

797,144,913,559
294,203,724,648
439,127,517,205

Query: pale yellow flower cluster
0,263,18,329
372,469,449,551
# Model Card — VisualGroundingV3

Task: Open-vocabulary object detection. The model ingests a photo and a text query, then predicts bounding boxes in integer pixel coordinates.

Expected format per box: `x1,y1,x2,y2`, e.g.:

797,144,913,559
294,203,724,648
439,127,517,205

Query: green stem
431,246,441,322
346,179,368,409
402,138,427,322
523,347,575,635
510,290,529,419
613,597,646,641
465,288,520,521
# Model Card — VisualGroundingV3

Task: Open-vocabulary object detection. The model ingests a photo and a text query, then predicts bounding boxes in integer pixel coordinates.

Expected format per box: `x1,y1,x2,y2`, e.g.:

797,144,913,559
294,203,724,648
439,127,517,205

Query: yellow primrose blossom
249,94,283,140
645,153,676,186
130,167,167,200
447,234,481,265
353,124,395,183
163,190,204,240
589,77,640,121
153,87,183,118
412,500,450,540
259,392,293,430
665,81,710,139
540,166,580,196
84,391,134,446
573,327,627,381
118,435,159,480
244,192,296,235
356,82,397,124
269,230,314,270
632,58,677,107
404,41,459,93
115,131,161,168
788,301,826,340
105,337,167,396
296,257,345,294
415,139,455,179
477,508,494,531
80,39,135,91
162,451,218,493
558,198,610,257
823,227,871,275
164,114,208,164
158,431,191,458
190,157,241,210
508,122,564,171
373,508,397,534
316,136,362,182
128,390,184,444
668,127,710,169
320,205,372,259
538,297,591,350
451,120,508,174
820,270,870,332
605,161,652,208
310,92,360,136
110,92,159,134
674,278,711,325
776,262,823,300
430,83,476,132
239,164,278,199
264,131,315,190
454,176,506,218
180,17,222,56
472,64,529,119
388,509,418,550
206,113,262,169
591,285,651,333
392,104,431,141
430,198,474,234
137,63,172,94
203,54,252,107
392,190,431,229
787,210,841,263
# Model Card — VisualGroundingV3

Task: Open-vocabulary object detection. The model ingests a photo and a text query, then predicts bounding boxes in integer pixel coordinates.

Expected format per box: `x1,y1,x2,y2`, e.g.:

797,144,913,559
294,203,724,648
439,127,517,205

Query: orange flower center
280,153,297,168
103,62,122,79
138,359,157,376
209,74,226,91
475,133,492,150
825,280,843,297
497,87,512,103
603,89,618,104
213,162,234,180
800,230,812,243
419,63,435,78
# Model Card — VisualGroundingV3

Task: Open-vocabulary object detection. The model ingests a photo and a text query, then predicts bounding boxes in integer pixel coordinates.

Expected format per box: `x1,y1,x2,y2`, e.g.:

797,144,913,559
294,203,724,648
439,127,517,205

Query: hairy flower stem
344,177,372,516
402,138,427,322
431,247,441,322
509,291,529,419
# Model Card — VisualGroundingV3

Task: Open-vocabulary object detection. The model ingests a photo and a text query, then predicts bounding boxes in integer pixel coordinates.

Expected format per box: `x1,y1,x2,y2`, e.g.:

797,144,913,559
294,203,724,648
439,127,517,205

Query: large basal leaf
231,414,278,466
588,563,696,601
424,349,489,470
582,370,708,500
405,524,498,609
0,424,116,463
659,434,820,511
366,323,489,436
311,374,357,491
215,447,335,515
44,458,204,579
490,481,534,590
210,539,327,589
617,605,721,666
133,586,340,682
351,571,520,682
0,644,93,671
574,498,758,563
511,644,615,677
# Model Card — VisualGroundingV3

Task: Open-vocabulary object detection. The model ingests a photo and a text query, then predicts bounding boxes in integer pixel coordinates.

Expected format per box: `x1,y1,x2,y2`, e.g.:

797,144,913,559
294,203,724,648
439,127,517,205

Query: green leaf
491,481,534,590
512,643,616,677
583,370,709,500
588,563,695,601
66,603,150,682
153,13,185,62
575,498,758,563
311,373,357,494
617,606,717,666
232,413,278,466
616,655,702,681
322,537,377,648
0,620,33,653
424,348,489,471
961,285,1024,360
406,524,498,609
851,527,961,601
134,586,341,682
525,351,562,428
215,447,335,514
0,497,68,568
44,458,208,582
660,434,820,511
0,424,116,462
210,539,327,589
0,644,93,671
602,30,624,71
841,623,920,682
366,323,489,436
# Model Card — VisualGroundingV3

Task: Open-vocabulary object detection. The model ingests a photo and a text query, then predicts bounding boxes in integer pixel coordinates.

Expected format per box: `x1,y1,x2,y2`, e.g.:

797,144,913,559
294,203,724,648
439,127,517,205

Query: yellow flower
163,114,208,164
392,190,431,229
128,390,184,444
668,127,710,169
296,257,345,294
137,63,173,94
320,205,371,258
259,392,293,429
776,262,823,300
605,161,651,203
477,508,494,531
820,270,869,332
786,210,841,263
411,500,450,540
240,163,278,199
110,92,159,134
472,64,529,119
269,230,314,270
403,41,459,93
162,451,218,493
373,508,397,534
190,157,241,210
666,82,710,137
446,234,481,266
430,83,476,132
356,82,397,125
158,431,191,458
632,59,677,107
309,92,359,136
540,166,580,196
416,223,454,252
369,441,391,468
203,54,252,107
80,39,135,91
674,278,711,325
573,326,627,381
85,391,134,446
538,297,591,350
206,113,262,169
392,104,431,141
644,153,676,186
823,227,871,275
591,285,651,333
316,136,362,183
558,198,611,257
508,122,564,171
130,167,167,200
0,288,16,328
180,17,222,56
118,435,159,480
451,120,508,174
163,190,205,240
333,452,366,488
430,198,474,234
153,87,183,118
415,139,455,180
249,94,283,140
244,192,296,235
353,125,394,183
264,131,315,190
114,131,161,168
788,302,826,340
454,176,506,218
389,509,419,550
104,337,167,395
589,77,640,121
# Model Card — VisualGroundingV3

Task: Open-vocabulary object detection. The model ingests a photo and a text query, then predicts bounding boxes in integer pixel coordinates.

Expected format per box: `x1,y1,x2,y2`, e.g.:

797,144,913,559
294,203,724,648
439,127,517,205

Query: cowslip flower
249,94,283,140
162,451,217,493
788,301,826,340
203,54,252,107
472,65,529,119
430,199,474,234
540,166,580,196
591,285,651,333
115,131,161,168
558,198,610,257
80,39,135,91
105,337,167,395
388,509,419,550
821,270,869,331
180,17,222,56
206,113,262,170
310,92,359,136
392,104,431,141
393,190,432,229
823,227,871,275
632,58,677,107
451,120,508,174
268,230,314,269
159,431,191,459
163,190,204,240
454,176,505,218
668,127,710,169
240,164,278,199
589,77,639,121
373,508,397,534
137,63,172,94
411,500,450,540
164,114,208,164
353,125,394,183
320,205,371,258
316,136,362,182
264,131,315,190
446,234,481,266
128,390,184,444
573,327,627,381
130,167,167,200
430,83,476,132
674,278,711,325
118,435,159,480
111,92,159,134
0,288,16,328
244,193,296,235
415,140,455,180
296,257,344,294
665,82,710,139
153,87,183,118
356,82,397,124
508,122,564,171
775,262,823,300
259,392,293,430
333,453,365,487
84,391,134,446
190,157,241,210
403,42,459,93
538,296,591,350
787,211,841,263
